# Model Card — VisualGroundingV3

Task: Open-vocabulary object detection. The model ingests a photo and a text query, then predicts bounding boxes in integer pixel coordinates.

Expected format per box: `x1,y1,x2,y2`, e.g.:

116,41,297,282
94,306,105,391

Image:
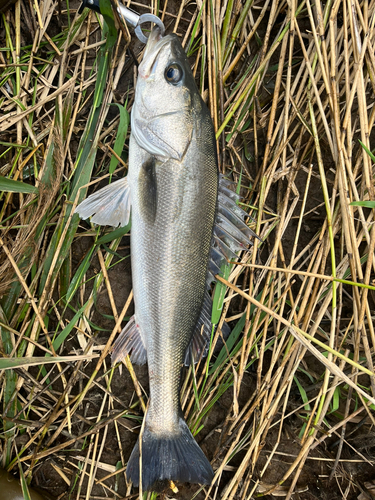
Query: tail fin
126,416,214,491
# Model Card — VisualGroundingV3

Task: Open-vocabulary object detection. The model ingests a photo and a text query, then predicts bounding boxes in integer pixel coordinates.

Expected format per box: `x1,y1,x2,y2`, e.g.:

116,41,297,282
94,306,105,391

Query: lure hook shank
79,0,165,43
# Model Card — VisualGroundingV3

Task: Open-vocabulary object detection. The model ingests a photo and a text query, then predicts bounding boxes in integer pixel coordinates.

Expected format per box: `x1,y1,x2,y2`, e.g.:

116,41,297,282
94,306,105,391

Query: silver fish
75,26,257,491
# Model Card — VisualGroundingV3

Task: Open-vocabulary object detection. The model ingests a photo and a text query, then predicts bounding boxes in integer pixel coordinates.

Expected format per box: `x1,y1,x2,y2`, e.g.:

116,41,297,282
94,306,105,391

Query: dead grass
1,0,375,499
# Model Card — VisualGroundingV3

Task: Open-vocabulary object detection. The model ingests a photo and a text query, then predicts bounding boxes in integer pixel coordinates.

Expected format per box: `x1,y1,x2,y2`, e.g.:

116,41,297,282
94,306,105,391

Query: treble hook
79,0,165,43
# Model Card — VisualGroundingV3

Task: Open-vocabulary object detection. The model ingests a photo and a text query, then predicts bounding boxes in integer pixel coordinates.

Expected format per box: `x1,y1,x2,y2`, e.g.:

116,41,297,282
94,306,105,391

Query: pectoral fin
75,177,131,227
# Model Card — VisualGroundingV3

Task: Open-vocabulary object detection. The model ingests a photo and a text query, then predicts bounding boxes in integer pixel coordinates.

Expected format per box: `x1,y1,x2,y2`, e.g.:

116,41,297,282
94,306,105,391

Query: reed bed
0,0,375,498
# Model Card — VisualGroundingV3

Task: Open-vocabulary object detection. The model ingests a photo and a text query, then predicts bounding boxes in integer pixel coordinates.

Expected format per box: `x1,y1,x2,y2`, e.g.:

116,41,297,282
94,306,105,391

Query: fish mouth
139,27,171,79
144,25,164,54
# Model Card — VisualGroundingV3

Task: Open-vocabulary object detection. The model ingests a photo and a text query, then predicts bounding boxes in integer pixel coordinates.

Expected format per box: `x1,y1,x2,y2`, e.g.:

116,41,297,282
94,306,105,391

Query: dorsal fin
208,175,260,283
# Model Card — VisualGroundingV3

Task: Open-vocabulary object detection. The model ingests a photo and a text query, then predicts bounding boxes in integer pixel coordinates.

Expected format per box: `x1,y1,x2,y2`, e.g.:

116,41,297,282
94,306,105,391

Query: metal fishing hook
78,0,165,43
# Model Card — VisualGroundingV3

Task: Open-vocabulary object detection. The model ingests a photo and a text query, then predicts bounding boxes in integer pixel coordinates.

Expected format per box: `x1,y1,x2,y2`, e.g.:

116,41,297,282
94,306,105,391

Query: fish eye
165,63,183,84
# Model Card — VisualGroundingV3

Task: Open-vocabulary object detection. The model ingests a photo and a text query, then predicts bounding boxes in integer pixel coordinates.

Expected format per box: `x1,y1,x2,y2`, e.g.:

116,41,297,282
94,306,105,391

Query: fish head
132,27,197,161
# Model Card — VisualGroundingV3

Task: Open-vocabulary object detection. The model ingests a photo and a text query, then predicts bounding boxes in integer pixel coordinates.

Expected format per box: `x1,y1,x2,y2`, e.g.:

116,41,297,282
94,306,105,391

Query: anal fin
111,315,147,366
184,291,231,366
185,291,213,366
75,176,131,228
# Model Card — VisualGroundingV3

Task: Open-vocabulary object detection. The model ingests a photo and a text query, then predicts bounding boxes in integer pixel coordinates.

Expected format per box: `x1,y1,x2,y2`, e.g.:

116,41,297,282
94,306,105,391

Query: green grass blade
0,176,38,194
350,201,375,208
109,103,129,175
223,0,254,64
358,139,375,162
50,301,90,353
186,0,205,56
96,223,131,245
211,264,231,325
65,245,96,304
18,463,32,500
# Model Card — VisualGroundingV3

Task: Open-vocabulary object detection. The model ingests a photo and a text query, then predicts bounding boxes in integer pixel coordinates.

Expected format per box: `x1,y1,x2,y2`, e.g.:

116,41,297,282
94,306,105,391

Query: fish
75,26,258,491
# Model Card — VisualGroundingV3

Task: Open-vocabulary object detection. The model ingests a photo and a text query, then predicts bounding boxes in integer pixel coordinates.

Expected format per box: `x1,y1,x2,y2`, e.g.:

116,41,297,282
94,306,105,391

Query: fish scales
125,30,217,488
75,24,257,492
130,129,217,436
